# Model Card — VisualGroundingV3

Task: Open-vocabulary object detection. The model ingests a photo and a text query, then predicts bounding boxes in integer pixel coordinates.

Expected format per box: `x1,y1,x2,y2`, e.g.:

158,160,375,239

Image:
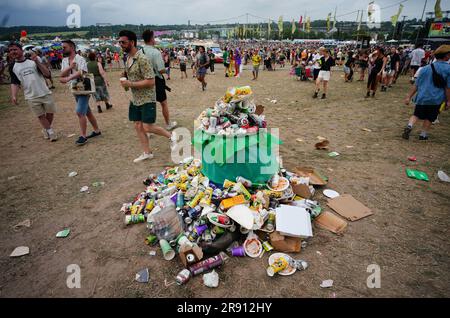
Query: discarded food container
266,256,288,277
243,238,263,258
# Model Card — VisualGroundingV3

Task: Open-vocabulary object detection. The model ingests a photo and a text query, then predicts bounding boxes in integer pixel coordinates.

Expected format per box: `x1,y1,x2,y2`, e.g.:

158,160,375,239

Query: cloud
0,0,435,26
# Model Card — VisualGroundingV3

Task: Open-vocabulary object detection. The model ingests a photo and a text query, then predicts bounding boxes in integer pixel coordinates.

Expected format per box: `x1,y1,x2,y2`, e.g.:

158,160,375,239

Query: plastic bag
147,198,183,241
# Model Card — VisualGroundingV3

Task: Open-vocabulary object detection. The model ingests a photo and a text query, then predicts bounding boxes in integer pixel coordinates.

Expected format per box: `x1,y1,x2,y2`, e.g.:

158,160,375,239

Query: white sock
47,128,54,134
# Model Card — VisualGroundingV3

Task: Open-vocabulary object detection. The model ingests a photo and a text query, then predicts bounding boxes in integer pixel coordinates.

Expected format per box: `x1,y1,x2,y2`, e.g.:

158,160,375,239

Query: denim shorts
75,95,91,115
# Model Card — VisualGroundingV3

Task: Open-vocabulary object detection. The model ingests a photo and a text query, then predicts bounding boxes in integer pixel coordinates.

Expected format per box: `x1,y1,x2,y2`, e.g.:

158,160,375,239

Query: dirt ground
0,63,449,298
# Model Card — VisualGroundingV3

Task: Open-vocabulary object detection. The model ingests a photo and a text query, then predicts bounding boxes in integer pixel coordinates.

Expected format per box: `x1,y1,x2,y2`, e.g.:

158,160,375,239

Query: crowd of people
3,34,449,163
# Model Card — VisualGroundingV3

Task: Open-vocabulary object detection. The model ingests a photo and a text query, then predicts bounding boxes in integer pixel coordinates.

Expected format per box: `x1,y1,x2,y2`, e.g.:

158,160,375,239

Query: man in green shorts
118,30,176,163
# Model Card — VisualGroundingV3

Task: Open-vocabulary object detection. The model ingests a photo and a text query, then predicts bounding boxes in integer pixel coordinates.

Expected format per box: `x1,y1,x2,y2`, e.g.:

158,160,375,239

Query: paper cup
231,246,246,257
160,239,175,261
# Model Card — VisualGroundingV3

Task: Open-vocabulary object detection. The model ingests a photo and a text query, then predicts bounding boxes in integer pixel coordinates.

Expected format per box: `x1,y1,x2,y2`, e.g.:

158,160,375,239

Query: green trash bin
193,129,282,186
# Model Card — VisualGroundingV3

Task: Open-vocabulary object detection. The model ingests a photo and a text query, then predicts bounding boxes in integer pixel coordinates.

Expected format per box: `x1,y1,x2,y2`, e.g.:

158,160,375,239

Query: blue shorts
75,95,91,115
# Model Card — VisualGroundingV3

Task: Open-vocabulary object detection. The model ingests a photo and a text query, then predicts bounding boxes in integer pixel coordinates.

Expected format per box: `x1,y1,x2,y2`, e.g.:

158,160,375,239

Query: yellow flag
327,13,331,32
278,16,283,38
268,19,271,36
435,0,443,19
292,19,296,35
306,16,311,33
391,4,403,26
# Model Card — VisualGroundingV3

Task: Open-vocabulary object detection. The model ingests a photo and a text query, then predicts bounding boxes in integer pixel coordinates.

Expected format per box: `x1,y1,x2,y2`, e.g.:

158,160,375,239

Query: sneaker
166,121,178,131
97,105,103,113
313,92,318,98
402,127,412,140
106,103,113,110
432,118,440,125
76,136,88,146
48,130,58,142
42,129,49,140
133,152,153,163
419,135,429,141
321,94,326,99
365,92,370,98
87,131,101,139
371,92,375,98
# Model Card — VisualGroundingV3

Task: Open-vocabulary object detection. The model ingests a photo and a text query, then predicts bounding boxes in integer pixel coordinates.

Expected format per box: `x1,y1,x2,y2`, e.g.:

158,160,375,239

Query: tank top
87,61,104,86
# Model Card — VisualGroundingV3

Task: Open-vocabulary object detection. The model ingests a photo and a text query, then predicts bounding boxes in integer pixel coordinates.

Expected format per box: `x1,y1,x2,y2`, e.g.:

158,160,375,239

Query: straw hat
434,44,450,56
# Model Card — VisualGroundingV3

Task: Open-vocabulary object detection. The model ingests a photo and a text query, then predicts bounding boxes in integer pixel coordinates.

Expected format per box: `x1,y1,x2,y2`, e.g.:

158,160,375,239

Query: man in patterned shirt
118,30,176,163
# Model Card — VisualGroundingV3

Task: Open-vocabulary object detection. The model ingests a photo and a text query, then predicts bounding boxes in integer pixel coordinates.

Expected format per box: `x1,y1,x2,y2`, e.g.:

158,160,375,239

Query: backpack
430,64,446,89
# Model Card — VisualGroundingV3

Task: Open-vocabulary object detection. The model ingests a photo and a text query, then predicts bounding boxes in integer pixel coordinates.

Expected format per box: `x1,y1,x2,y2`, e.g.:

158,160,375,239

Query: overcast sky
0,0,446,27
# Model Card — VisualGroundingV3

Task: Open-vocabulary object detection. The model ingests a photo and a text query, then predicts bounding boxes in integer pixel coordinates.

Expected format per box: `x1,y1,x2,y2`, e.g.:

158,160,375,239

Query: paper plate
268,253,296,276
267,177,290,192
207,212,233,228
243,238,263,258
323,189,340,199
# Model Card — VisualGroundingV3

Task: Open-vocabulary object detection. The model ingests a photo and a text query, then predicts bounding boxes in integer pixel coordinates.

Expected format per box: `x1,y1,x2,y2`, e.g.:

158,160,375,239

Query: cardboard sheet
314,211,348,234
327,194,372,221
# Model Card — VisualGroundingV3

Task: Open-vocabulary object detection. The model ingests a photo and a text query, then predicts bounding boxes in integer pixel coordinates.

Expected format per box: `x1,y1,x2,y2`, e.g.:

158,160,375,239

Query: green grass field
29,30,89,38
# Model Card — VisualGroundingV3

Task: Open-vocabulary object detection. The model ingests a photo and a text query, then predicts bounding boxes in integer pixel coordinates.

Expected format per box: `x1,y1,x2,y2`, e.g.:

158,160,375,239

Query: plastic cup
120,77,129,91
160,239,175,261
231,246,246,257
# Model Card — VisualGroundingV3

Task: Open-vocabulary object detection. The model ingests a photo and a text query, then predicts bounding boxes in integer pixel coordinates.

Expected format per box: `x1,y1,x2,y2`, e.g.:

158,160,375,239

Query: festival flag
390,4,403,26
299,16,303,28
278,16,283,37
306,16,311,33
357,10,362,31
268,19,271,38
435,0,443,19
292,19,296,35
326,12,332,32
243,23,247,38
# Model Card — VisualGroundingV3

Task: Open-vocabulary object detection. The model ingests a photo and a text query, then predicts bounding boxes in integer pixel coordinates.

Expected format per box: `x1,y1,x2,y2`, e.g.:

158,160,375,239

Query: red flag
299,16,303,26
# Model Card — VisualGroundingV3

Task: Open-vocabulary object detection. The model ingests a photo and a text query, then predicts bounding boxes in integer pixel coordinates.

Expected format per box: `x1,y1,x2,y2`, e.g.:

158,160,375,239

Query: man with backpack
402,45,450,141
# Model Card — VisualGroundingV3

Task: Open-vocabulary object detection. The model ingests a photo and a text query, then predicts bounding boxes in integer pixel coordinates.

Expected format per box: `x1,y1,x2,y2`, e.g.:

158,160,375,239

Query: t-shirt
320,56,335,71
10,59,51,100
312,53,322,69
178,55,187,64
411,48,425,66
414,61,450,105
390,53,400,71
251,54,262,66
345,56,354,67
61,54,88,87
141,44,165,79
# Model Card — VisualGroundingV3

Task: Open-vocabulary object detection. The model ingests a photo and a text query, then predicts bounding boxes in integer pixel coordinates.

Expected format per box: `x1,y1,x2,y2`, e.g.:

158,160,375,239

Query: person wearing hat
403,45,450,141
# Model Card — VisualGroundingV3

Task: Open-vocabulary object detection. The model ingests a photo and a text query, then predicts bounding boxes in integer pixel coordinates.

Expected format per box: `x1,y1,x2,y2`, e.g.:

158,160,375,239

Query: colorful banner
390,4,404,26
435,0,443,19
306,16,311,33
428,21,450,37
292,19,296,35
278,16,283,36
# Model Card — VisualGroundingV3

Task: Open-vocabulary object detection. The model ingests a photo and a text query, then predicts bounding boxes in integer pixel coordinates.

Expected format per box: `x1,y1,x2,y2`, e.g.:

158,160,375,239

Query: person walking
402,45,449,141
9,42,58,141
313,47,335,99
60,40,101,146
365,47,387,98
118,30,176,162
196,46,209,91
251,49,262,80
87,52,113,113
141,30,177,131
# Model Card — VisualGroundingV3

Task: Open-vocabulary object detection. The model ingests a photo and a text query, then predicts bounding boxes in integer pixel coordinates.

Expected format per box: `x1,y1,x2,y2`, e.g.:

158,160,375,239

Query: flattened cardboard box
327,194,373,221
294,167,327,186
269,231,301,253
314,211,348,234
